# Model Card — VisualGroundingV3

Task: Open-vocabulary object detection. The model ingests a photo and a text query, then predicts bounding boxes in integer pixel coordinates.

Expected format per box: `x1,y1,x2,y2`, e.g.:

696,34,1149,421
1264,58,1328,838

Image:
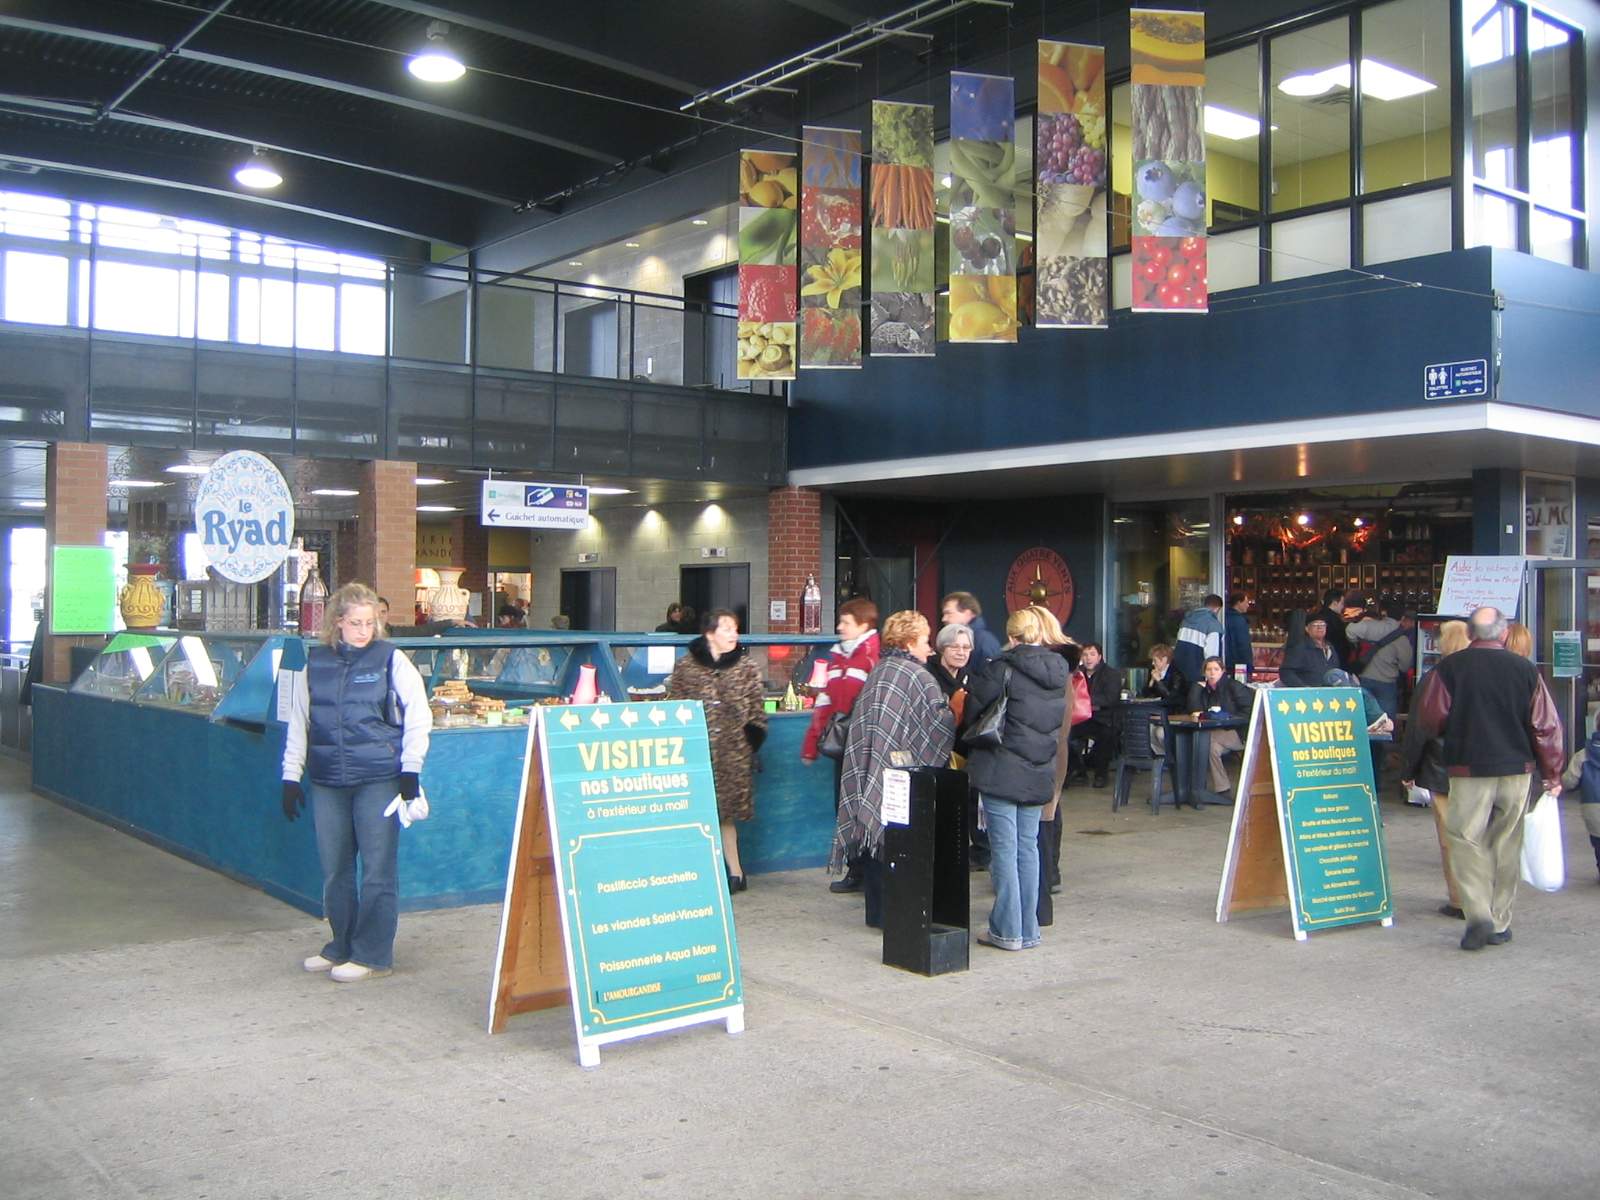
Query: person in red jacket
802,597,880,893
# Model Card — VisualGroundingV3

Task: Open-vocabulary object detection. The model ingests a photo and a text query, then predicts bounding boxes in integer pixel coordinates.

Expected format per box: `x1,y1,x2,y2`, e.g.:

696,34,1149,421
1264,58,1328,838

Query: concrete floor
3,753,1597,1199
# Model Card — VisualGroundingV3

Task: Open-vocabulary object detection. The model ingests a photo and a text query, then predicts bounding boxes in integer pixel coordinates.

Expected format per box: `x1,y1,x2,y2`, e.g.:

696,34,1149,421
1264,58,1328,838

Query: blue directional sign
1423,359,1489,401
481,479,590,529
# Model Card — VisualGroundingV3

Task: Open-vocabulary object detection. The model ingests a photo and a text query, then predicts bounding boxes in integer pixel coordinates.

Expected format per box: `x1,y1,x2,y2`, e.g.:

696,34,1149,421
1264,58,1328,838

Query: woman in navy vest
281,583,431,982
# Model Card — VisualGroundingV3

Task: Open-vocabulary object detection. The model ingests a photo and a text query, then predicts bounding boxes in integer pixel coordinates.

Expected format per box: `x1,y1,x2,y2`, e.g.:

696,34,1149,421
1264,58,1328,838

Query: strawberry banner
799,126,863,369
1036,42,1108,328
738,149,798,379
948,72,1018,343
869,101,935,356
1130,9,1207,313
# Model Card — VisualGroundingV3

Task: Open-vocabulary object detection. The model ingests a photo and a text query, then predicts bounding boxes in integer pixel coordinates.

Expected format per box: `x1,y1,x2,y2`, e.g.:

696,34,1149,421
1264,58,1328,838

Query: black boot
829,857,864,893
1591,835,1600,880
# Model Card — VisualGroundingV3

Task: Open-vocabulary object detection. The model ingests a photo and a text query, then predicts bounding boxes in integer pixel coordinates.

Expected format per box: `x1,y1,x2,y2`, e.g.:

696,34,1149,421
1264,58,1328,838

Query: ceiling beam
362,0,705,95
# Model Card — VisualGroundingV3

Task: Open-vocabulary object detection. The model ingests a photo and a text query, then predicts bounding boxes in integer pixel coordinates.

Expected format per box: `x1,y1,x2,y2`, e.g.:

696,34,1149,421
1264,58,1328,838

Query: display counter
33,630,840,915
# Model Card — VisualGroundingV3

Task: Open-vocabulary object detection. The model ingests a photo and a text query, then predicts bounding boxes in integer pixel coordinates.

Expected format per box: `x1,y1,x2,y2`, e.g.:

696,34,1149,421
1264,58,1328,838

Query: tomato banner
1036,42,1108,329
799,126,864,370
738,149,799,379
948,72,1018,343
869,100,935,357
1129,9,1207,314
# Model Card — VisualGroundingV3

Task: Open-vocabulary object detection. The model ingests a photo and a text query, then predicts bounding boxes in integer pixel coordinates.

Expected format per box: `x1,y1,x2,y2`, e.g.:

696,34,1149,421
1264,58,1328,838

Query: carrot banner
1130,9,1207,313
738,149,798,379
869,101,934,356
799,126,863,370
948,72,1018,343
1037,42,1108,328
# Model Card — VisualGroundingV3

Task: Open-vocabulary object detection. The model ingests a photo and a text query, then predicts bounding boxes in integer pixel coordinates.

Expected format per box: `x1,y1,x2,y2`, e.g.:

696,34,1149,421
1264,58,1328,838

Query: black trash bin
881,766,970,976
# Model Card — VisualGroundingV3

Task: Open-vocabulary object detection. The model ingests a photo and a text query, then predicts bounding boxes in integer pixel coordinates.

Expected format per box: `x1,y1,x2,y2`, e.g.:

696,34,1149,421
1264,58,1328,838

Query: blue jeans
311,778,401,969
981,794,1042,949
1362,677,1399,722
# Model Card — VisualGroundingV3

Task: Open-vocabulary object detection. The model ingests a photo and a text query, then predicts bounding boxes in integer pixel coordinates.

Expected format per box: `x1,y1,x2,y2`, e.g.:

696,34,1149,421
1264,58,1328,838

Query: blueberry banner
869,101,935,356
738,150,798,379
1036,42,1108,328
799,126,864,369
1130,9,1207,314
948,72,1018,343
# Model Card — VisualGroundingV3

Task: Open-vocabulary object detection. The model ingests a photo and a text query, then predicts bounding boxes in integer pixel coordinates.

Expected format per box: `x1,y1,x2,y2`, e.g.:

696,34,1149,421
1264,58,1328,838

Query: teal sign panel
1265,688,1393,935
542,702,743,1047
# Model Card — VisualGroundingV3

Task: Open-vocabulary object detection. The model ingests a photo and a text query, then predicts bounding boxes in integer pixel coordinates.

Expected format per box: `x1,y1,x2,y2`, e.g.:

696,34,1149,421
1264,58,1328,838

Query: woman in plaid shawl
830,610,956,927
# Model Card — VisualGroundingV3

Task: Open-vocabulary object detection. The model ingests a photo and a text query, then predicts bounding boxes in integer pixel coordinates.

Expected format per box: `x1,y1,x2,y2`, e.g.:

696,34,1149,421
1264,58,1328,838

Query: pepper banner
799,126,863,369
948,72,1018,343
1036,42,1108,328
1129,9,1207,313
738,149,798,379
869,101,935,356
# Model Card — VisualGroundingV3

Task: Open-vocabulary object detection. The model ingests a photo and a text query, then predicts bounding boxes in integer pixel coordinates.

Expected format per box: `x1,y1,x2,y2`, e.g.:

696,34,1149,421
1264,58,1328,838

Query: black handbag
818,712,850,759
965,666,1012,750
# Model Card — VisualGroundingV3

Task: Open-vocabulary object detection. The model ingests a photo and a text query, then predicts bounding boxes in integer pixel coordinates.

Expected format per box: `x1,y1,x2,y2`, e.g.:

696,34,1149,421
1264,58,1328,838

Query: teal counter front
31,631,839,914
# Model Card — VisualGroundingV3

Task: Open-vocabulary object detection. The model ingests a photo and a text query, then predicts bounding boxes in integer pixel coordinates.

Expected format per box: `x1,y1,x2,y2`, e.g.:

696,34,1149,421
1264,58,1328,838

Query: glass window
1110,81,1132,251
94,260,182,336
1205,45,1262,227
1271,208,1351,280
3,250,69,325
340,282,386,355
1524,473,1574,558
196,272,229,342
8,526,46,648
1360,0,1450,191
1474,188,1520,248
1209,227,1261,291
1270,18,1352,212
1111,499,1213,671
1364,188,1451,263
295,281,336,351
0,192,71,241
1467,2,1519,188
1529,14,1577,210
1531,208,1577,265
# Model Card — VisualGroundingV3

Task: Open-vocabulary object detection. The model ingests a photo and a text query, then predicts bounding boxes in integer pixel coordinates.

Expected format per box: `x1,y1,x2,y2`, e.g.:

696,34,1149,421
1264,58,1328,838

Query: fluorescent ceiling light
116,480,165,489
624,241,641,248
691,218,709,226
1204,105,1260,140
568,260,583,267
587,487,633,496
408,21,466,83
164,463,209,475
414,476,448,486
310,488,359,497
233,147,283,190
1278,59,1436,102
417,504,457,513
19,499,46,508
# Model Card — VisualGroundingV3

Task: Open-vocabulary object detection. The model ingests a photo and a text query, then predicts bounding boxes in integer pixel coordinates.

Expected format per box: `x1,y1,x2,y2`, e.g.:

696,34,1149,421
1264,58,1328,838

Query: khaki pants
1443,774,1531,933
1205,729,1243,792
1429,791,1462,909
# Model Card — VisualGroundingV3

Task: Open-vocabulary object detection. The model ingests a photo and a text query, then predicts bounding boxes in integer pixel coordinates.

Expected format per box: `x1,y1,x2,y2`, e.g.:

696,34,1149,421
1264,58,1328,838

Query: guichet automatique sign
193,451,296,583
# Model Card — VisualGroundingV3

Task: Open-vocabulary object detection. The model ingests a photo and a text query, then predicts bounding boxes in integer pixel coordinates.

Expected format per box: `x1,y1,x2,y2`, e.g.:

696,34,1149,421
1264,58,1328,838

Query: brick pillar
767,486,822,634
357,460,416,629
334,519,358,590
43,442,108,683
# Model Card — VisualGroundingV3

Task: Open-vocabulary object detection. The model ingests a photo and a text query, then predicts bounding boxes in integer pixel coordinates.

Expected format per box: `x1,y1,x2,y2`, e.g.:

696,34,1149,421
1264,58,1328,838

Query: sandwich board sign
1217,688,1393,941
489,701,744,1066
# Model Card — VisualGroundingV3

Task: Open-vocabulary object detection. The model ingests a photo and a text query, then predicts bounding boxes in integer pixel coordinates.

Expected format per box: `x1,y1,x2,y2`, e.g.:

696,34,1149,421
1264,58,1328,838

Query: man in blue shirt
1224,591,1253,679
941,591,1001,675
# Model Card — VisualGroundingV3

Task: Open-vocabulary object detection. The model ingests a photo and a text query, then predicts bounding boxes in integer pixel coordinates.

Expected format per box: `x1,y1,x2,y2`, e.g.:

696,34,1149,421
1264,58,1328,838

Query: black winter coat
1081,662,1122,716
1142,664,1189,710
963,644,1069,806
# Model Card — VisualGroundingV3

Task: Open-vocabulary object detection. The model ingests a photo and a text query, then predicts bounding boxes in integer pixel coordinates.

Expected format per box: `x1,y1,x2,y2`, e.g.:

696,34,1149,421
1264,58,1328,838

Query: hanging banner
1036,42,1108,328
1130,9,1207,313
869,100,935,356
798,126,864,369
947,73,1018,343
737,149,798,380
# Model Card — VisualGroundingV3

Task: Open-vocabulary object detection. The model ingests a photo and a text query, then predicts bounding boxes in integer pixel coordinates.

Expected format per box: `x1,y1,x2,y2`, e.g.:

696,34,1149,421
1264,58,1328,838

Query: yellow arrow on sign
1311,698,1325,713
1345,697,1359,712
1277,700,1291,714
1294,699,1308,713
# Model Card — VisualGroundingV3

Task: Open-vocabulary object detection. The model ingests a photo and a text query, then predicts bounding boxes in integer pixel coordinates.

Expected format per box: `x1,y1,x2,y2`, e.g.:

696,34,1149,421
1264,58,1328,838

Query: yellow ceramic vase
120,565,164,630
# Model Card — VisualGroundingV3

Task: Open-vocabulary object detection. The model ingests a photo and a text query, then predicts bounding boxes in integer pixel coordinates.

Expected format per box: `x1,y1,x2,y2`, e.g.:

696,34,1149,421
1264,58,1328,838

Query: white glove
383,792,430,828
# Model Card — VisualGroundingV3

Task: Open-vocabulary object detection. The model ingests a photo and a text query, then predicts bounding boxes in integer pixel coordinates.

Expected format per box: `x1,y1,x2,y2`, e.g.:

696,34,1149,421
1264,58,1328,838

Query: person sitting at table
1184,657,1255,798
1141,643,1189,711
1073,643,1122,789
1278,614,1337,686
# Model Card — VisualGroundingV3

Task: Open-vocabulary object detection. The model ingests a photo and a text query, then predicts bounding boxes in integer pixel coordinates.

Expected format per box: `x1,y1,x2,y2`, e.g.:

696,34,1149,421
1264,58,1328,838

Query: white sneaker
303,954,341,972
330,962,392,983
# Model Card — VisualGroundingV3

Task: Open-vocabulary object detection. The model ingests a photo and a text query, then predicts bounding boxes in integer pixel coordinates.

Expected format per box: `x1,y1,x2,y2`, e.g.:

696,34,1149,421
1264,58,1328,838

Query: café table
1160,713,1249,809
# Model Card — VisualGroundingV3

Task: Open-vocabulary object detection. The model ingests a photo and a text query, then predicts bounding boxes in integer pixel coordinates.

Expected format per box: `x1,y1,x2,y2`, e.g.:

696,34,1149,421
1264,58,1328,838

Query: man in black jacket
1075,642,1122,788
1416,607,1564,951
1315,588,1352,670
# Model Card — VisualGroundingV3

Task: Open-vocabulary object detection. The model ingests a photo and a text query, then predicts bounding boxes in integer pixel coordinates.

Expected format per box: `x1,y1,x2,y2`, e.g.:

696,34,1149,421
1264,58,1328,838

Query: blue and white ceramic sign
194,451,296,583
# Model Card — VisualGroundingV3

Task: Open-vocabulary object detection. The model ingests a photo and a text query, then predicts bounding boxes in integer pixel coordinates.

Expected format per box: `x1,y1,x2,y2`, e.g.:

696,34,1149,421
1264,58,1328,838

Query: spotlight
1296,513,1312,526
408,20,466,83
1231,514,1244,526
233,147,283,190
1352,516,1365,528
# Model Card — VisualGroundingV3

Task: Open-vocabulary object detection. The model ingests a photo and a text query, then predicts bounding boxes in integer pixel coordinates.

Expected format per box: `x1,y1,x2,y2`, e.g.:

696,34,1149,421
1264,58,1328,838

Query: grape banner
799,126,864,369
1129,9,1207,313
738,149,799,379
948,72,1018,343
869,100,935,356
1036,42,1108,328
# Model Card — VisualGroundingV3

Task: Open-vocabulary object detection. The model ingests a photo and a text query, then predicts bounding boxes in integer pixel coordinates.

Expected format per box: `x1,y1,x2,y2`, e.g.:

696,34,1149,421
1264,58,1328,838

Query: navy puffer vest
306,639,402,787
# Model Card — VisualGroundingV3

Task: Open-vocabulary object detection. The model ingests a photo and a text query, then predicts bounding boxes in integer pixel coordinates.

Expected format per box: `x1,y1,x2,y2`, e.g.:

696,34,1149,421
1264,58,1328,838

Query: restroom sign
1424,359,1488,400
194,451,296,583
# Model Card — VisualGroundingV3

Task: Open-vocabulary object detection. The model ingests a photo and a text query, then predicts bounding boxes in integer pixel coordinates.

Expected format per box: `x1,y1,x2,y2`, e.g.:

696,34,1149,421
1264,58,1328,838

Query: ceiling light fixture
416,504,458,513
568,260,583,267
1203,105,1261,140
1296,512,1312,526
586,487,634,496
414,477,448,486
233,147,283,190
164,464,210,475
1278,59,1436,101
19,499,46,509
115,480,165,489
310,488,360,497
1353,516,1365,528
408,20,466,83
691,218,709,226
625,241,641,249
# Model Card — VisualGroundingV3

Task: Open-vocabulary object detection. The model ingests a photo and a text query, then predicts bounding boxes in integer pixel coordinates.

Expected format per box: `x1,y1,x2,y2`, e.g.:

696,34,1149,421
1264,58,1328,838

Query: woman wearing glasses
281,583,432,982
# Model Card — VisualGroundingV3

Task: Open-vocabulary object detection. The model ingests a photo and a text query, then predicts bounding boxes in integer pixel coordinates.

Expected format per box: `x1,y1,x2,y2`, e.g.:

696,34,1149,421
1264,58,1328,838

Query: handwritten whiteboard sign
1436,556,1525,618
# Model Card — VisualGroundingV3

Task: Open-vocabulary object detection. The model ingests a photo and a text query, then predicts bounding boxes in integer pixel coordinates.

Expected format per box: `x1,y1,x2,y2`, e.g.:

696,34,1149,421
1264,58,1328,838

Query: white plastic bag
1405,784,1433,807
1519,791,1565,892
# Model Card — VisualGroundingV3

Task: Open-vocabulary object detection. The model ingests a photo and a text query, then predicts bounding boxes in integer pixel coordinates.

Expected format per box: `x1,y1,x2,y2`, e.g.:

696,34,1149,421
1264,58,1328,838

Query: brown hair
839,597,879,629
322,582,381,646
1504,621,1534,659
1437,620,1470,657
881,610,930,650
941,591,981,617
1150,643,1173,662
702,607,739,634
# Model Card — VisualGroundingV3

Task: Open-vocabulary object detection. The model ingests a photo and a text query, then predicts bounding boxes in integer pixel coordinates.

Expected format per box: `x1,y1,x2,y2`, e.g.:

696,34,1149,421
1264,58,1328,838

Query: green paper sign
540,701,743,1065
50,545,117,635
1265,688,1393,935
1552,630,1582,679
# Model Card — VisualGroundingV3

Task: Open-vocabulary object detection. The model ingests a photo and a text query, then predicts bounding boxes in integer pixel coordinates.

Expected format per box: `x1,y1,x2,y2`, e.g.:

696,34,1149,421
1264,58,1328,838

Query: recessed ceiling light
691,218,709,226
311,488,360,497
625,241,641,248
417,504,457,513
407,20,466,83
1203,105,1260,140
115,480,165,489
233,147,283,190
414,477,448,486
568,260,583,267
164,463,210,475
19,499,46,509
1279,59,1436,102
586,487,634,496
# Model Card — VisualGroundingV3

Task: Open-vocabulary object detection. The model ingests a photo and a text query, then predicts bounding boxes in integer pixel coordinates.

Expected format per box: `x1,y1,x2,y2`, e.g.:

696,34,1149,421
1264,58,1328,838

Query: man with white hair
1416,607,1564,951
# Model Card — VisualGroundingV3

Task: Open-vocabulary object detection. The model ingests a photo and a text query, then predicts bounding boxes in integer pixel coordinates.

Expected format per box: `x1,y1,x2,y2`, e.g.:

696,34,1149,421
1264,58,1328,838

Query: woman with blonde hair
1504,621,1534,659
831,610,955,927
1400,619,1469,917
281,583,432,981
962,605,1068,950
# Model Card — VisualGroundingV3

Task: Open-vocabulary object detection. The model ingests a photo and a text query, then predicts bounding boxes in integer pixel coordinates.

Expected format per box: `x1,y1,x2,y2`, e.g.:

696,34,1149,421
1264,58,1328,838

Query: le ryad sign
193,451,296,583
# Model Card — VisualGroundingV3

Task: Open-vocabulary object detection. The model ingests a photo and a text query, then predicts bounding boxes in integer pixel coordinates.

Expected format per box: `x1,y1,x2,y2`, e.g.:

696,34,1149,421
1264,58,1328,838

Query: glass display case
70,632,178,701
132,635,262,716
71,631,293,724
